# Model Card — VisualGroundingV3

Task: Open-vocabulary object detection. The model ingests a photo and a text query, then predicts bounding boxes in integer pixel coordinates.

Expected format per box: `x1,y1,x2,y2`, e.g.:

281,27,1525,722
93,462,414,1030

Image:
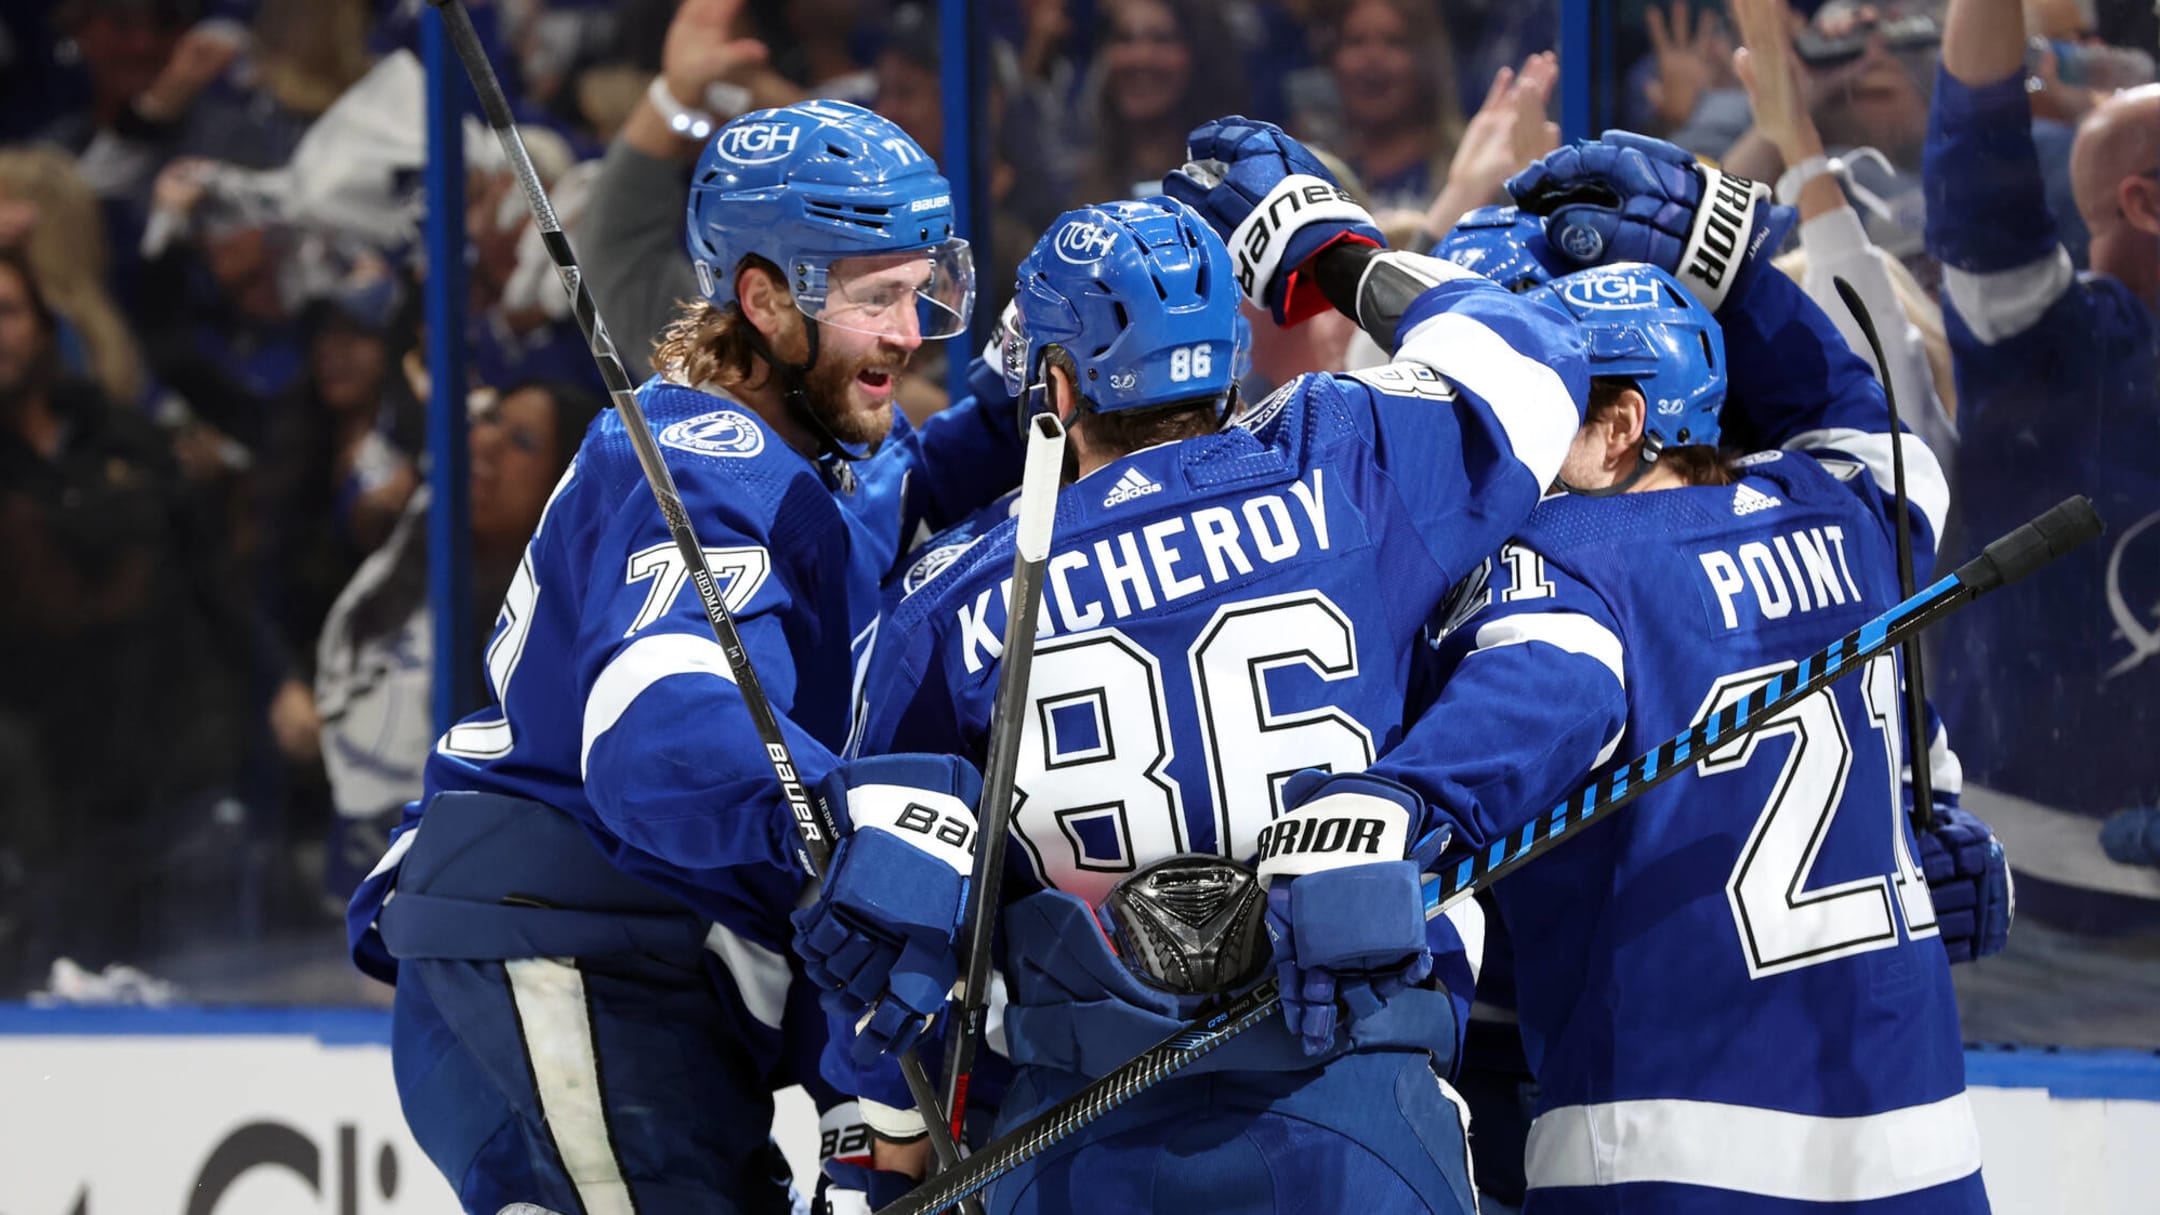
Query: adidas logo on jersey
1103,467,1163,508
1732,484,1781,516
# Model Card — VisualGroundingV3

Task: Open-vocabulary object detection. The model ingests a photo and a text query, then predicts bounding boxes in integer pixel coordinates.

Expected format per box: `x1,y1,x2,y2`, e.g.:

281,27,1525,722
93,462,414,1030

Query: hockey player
1344,133,1995,1211
804,120,1591,1211
344,100,1029,1214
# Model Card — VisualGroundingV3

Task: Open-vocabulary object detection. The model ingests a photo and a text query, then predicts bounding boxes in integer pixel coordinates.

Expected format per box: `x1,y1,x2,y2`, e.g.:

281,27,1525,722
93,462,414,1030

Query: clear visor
802,239,975,342
999,304,1033,398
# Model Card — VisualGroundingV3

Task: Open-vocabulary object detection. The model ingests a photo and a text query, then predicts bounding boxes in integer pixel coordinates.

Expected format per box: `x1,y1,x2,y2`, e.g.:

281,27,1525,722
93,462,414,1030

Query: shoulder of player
888,502,1021,635
579,378,830,535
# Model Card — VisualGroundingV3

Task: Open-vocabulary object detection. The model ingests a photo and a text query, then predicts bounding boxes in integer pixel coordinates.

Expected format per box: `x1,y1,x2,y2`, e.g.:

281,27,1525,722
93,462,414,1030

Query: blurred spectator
40,0,196,191
1076,0,1247,202
1730,0,1957,483
0,143,148,407
1926,0,2159,927
1421,53,1561,243
315,378,599,899
1725,0,1940,274
1635,0,1750,158
464,126,607,394
255,267,423,756
135,155,306,451
0,246,249,989
774,0,875,100
582,0,781,380
1292,0,1469,213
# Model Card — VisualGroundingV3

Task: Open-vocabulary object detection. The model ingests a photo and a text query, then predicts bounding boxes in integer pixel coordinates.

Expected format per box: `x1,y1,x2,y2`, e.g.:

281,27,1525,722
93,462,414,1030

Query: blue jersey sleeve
892,357,1028,542
1721,264,1949,564
1332,275,1590,584
1374,546,1630,849
1923,68,2064,281
575,468,845,878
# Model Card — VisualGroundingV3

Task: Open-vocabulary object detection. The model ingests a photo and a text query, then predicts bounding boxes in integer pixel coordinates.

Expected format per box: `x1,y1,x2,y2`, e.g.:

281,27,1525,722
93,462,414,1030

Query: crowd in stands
0,0,2153,1031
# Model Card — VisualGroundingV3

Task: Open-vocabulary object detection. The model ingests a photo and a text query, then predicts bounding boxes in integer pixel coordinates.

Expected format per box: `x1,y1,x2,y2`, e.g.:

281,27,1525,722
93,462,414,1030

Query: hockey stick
876,495,2105,1215
935,411,1070,1149
426,0,986,1176
896,410,1066,1189
1833,276,1936,832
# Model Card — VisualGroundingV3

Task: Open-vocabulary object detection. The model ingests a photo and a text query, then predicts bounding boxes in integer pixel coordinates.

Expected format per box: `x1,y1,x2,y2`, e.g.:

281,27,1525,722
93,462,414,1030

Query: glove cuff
1256,786,1411,883
843,784,979,875
859,1096,929,1143
1678,164,1774,312
1225,173,1375,315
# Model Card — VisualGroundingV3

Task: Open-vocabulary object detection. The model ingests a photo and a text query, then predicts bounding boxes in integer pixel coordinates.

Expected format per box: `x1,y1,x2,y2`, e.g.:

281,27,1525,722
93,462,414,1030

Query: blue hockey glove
1430,205,1565,293
1163,115,1383,327
2100,806,2160,868
790,753,982,1065
1257,770,1450,1056
1504,130,1795,313
1918,806,2013,964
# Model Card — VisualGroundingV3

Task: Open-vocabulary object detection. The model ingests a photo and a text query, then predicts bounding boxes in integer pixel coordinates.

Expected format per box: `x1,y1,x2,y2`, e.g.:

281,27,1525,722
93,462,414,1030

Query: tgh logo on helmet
1054,221,1119,265
716,121,803,166
1560,273,1661,311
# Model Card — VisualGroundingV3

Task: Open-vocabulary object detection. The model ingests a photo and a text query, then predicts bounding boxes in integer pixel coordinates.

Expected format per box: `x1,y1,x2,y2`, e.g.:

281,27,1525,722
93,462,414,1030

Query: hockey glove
1430,205,1566,293
1163,115,1384,327
2100,806,2160,870
790,753,982,1065
1504,130,1795,313
1257,770,1450,1056
1918,805,2013,964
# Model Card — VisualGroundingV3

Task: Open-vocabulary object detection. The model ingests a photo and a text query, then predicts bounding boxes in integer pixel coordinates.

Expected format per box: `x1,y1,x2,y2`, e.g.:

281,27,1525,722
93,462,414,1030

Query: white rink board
1,1008,2155,1214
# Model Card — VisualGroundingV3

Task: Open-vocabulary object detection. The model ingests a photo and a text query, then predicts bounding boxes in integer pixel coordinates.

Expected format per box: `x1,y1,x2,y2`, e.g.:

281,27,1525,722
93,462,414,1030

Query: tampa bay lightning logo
1556,221,1604,262
1054,220,1119,265
903,535,982,595
659,410,766,458
2104,510,2160,680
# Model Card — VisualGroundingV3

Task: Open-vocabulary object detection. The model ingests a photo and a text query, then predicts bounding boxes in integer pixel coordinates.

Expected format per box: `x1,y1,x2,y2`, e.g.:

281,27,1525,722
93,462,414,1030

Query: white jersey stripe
1524,1091,1983,1202
1783,427,1951,553
1941,247,2073,345
1470,611,1626,689
1395,309,1581,492
581,632,739,776
503,958,636,1215
702,921,792,1031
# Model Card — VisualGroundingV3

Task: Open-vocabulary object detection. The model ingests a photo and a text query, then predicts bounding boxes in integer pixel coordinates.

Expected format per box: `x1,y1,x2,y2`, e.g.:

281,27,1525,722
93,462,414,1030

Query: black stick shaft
1832,276,1935,832
876,495,2103,1215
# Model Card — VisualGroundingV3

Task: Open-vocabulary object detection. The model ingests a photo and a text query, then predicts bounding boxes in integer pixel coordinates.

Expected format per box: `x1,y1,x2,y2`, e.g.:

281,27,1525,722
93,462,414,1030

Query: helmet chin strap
1559,435,1664,498
742,314,881,463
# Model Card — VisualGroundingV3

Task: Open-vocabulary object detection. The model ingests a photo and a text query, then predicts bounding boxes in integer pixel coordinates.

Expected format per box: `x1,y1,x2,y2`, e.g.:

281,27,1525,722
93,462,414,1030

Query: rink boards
1,1005,2156,1214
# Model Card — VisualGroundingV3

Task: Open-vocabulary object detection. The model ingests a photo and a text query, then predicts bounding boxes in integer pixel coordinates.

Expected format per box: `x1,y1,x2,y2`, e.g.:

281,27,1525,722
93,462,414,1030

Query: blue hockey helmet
1002,196,1241,417
1431,206,1561,294
687,99,974,341
1532,262,1726,453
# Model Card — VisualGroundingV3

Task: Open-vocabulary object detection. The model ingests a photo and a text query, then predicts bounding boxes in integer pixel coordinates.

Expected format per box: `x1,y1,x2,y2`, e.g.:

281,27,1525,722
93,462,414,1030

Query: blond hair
0,145,145,405
653,298,769,392
253,0,375,117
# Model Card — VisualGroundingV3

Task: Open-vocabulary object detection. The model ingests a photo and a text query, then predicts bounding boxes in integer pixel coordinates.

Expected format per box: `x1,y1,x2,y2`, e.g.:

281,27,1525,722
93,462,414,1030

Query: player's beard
801,343,907,449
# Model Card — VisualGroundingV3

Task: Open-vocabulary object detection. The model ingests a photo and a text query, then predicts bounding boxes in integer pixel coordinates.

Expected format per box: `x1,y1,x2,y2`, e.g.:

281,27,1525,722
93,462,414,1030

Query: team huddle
348,98,2015,1215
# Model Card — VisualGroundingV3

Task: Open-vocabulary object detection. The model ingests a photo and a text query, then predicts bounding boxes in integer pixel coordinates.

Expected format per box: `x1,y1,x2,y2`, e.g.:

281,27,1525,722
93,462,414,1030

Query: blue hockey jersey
1384,269,1982,1211
350,373,1025,978
853,269,1587,1068
1924,68,2160,824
